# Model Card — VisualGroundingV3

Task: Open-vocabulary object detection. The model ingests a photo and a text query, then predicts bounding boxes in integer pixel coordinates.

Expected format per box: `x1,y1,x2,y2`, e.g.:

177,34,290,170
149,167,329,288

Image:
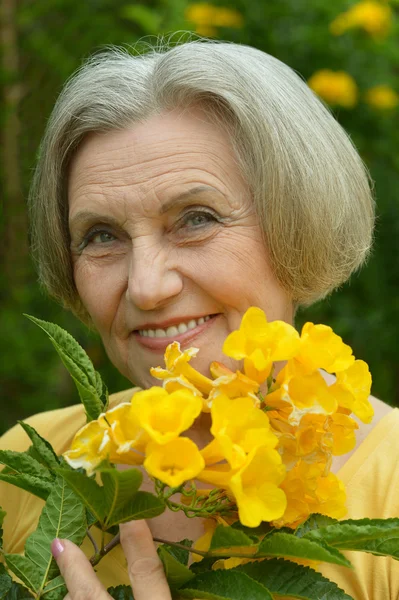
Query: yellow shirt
1,391,398,598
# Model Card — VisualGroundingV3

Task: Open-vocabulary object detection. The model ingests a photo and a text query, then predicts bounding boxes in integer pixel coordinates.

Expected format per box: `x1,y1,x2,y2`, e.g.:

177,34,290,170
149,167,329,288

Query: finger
51,538,109,599
120,520,172,600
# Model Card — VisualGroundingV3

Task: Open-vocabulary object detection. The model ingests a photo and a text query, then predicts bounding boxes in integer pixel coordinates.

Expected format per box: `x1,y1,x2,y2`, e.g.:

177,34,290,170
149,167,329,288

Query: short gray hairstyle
29,38,374,322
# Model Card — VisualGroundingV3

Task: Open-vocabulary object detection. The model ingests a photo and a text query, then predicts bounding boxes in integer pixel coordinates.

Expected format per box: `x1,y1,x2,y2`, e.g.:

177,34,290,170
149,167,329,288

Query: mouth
132,314,220,352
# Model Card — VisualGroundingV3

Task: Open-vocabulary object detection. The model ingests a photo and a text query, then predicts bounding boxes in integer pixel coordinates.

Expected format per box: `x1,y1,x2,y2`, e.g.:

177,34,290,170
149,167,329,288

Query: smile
133,314,218,352
138,315,212,338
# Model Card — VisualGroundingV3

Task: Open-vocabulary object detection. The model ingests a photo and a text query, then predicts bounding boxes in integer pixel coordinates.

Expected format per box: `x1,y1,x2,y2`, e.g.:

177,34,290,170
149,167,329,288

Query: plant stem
86,528,99,555
90,532,121,567
153,536,256,559
89,531,257,567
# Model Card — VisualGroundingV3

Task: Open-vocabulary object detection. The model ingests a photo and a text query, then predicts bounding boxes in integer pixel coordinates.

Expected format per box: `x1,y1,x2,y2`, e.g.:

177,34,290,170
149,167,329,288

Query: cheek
73,260,125,331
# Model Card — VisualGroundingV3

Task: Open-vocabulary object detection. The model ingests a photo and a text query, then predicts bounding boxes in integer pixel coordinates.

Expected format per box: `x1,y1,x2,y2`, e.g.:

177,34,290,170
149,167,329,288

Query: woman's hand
51,520,172,600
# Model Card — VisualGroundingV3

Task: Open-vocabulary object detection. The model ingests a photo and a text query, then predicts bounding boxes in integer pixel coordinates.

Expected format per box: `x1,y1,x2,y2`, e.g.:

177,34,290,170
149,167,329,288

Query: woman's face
68,107,293,388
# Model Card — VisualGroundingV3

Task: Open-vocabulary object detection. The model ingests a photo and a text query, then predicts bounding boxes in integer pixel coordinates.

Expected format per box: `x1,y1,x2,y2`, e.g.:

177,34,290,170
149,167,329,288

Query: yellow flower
197,463,234,488
296,322,355,374
210,362,260,398
104,402,149,460
329,360,374,423
312,472,347,519
308,70,358,108
63,418,113,475
202,395,278,470
365,85,399,109
327,412,359,455
223,307,300,384
144,437,205,487
275,461,347,527
330,1,392,38
229,445,287,527
130,387,203,445
268,360,338,425
151,342,213,396
185,3,244,37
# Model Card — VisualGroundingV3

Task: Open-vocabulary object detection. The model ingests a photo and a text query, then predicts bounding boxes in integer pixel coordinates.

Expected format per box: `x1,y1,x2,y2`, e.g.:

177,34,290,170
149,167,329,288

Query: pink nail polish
51,538,65,559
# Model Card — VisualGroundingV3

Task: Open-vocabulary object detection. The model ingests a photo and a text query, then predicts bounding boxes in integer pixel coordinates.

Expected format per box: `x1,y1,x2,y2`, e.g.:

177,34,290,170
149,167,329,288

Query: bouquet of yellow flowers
0,308,397,600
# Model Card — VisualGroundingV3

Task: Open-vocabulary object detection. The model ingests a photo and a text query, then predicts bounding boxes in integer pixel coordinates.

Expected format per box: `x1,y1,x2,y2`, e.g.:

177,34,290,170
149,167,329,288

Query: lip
132,314,219,352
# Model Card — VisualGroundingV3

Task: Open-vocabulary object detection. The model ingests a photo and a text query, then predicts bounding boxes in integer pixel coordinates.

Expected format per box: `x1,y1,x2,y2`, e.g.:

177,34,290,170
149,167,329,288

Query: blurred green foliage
1,0,398,434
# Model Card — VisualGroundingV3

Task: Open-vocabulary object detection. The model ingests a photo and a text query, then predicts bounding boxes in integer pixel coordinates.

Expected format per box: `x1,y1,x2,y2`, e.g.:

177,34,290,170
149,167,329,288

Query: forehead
67,108,247,214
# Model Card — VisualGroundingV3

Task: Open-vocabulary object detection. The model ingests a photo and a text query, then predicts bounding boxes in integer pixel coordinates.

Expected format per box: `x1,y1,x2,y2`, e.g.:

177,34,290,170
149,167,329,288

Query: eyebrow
70,185,224,227
159,185,225,214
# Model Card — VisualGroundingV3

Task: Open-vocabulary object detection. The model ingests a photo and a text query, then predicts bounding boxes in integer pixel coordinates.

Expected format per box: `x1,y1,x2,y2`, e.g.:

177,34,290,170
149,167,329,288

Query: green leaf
256,532,351,567
99,468,143,527
41,575,67,599
304,518,399,560
295,513,338,538
158,546,194,589
189,557,219,574
179,570,274,599
3,582,34,599
0,451,53,481
236,558,354,599
231,521,274,540
0,472,52,501
161,539,192,566
25,476,86,592
18,422,59,471
107,491,165,527
0,564,13,599
107,585,134,599
4,555,42,594
210,525,256,552
56,468,106,525
24,316,104,421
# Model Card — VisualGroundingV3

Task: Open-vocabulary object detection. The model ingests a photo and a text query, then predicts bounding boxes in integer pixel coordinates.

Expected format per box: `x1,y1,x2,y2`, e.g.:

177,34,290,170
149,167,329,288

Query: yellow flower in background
296,322,355,374
327,412,359,455
330,360,374,423
130,387,203,445
223,307,300,383
64,418,113,475
308,70,358,108
145,437,205,487
330,1,392,38
229,445,286,527
312,472,347,519
185,3,244,37
365,85,399,109
275,461,347,527
151,342,213,396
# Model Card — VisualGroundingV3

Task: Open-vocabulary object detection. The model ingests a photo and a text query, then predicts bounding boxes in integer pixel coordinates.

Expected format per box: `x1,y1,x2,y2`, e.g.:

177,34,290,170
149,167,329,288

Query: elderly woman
0,39,397,600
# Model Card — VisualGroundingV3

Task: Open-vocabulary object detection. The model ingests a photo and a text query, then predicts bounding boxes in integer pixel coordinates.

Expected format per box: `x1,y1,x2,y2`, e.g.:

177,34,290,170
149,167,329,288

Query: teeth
139,315,213,338
166,326,179,337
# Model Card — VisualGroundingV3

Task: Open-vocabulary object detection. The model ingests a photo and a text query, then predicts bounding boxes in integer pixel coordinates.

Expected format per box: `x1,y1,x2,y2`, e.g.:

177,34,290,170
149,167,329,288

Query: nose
126,241,183,311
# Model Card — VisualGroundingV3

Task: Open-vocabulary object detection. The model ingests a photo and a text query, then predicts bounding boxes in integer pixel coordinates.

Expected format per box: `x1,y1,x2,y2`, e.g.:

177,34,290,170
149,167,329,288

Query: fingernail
51,538,65,559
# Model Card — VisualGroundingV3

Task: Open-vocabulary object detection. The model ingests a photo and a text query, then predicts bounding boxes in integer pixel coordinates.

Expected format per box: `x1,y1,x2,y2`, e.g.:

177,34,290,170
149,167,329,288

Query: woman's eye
79,229,116,251
90,231,115,244
182,211,217,229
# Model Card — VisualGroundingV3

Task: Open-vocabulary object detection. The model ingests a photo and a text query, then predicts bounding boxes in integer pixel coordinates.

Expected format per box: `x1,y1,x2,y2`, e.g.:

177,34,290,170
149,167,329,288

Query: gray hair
29,38,374,321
